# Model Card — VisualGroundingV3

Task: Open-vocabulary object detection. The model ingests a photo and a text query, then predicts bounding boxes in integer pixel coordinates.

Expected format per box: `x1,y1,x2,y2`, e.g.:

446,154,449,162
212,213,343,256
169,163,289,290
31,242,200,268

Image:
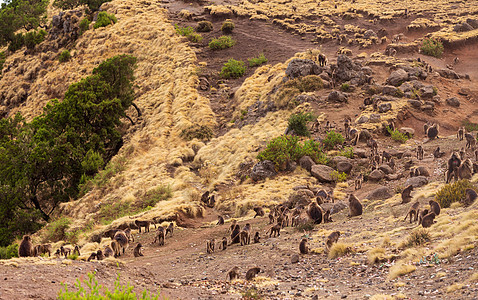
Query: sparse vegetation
322,131,345,150
221,19,235,34
208,36,235,50
57,271,162,300
139,185,173,209
0,51,5,74
389,263,416,279
94,12,117,29
338,147,354,159
248,53,268,67
435,179,477,208
387,126,409,143
406,229,431,247
196,21,213,32
44,217,72,242
241,287,261,299
23,29,47,49
79,17,91,35
0,243,18,259
295,221,315,232
174,24,203,42
340,83,350,92
331,170,347,182
462,120,478,132
328,242,353,259
97,199,132,224
58,50,71,62
420,38,444,58
287,112,315,137
180,124,214,141
220,59,246,78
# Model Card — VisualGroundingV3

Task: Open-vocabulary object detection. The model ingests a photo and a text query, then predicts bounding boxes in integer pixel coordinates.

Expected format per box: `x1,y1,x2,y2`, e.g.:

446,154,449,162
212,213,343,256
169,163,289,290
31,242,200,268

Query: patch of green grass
420,38,444,58
462,120,478,132
67,253,79,260
94,12,117,29
220,59,246,78
221,19,235,34
79,17,90,35
58,50,71,63
340,83,350,92
248,53,268,67
287,112,315,137
174,24,203,42
0,243,18,259
338,146,354,158
331,170,347,182
97,199,132,225
322,130,344,150
139,185,172,210
44,217,71,242
209,36,235,50
78,155,127,197
387,126,408,143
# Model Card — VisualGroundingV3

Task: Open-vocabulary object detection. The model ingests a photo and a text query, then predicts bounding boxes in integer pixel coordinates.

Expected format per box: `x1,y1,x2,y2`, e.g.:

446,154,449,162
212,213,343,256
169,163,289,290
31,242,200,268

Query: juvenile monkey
382,150,391,163
268,212,275,224
433,146,445,159
318,53,327,67
253,232,260,243
401,185,414,204
87,252,97,261
369,139,378,155
219,237,228,250
403,201,420,223
60,246,71,258
421,212,436,228
253,207,265,218
133,243,144,257
240,223,251,246
445,152,461,183
134,220,151,233
103,245,114,258
245,267,261,281
206,239,215,254
299,238,309,254
18,235,34,257
326,231,341,251
153,226,165,246
418,209,429,225
73,245,81,256
34,244,51,257
429,200,441,216
307,202,323,224
417,145,424,160
124,228,134,242
457,127,465,141
96,250,104,260
227,266,240,281
348,194,363,217
111,240,121,258
323,209,333,223
217,215,225,225
266,224,281,237
459,148,466,160
165,223,174,237
354,173,363,190
463,188,478,206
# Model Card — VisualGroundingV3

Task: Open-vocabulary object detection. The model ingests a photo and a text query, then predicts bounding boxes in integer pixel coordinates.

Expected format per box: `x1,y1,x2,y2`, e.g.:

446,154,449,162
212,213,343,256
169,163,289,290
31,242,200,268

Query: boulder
378,102,392,113
286,190,314,208
379,164,394,175
399,127,415,138
310,164,335,183
404,176,428,188
437,68,460,79
337,161,353,174
250,160,277,181
399,82,413,93
368,169,385,181
321,201,347,214
454,22,474,32
387,69,408,86
446,97,460,107
291,254,300,263
382,85,399,96
296,94,318,104
369,114,381,123
363,29,378,39
333,55,367,85
285,59,321,79
366,186,393,200
357,115,369,124
420,85,435,99
327,90,348,102
407,99,422,108
354,148,368,158
299,156,316,172
466,18,478,29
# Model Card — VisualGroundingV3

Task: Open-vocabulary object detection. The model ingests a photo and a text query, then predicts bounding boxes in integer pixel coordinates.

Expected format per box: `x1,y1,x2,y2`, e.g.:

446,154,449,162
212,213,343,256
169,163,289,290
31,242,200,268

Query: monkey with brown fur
465,133,476,149
219,237,228,250
433,146,445,159
245,267,261,281
133,243,144,257
417,145,424,160
323,209,333,223
426,123,439,140
228,219,237,234
307,202,323,224
217,215,224,225
96,250,104,260
124,228,134,242
103,229,121,239
421,212,436,228
231,224,241,244
299,238,309,254
240,223,251,246
113,230,129,256
403,201,420,223
463,188,478,206
253,232,260,243
103,245,114,258
87,252,96,261
401,185,414,204
34,244,52,257
418,209,429,225
268,212,275,224
165,222,174,237
253,206,265,218
348,194,363,217
111,240,121,258
227,266,240,281
459,147,466,160
445,152,462,183
354,173,363,190
326,231,341,251
457,127,465,141
134,220,151,233
60,246,71,259
429,200,441,216
206,239,215,254
153,226,165,246
73,245,80,256
18,235,34,257
266,224,281,237
382,150,392,163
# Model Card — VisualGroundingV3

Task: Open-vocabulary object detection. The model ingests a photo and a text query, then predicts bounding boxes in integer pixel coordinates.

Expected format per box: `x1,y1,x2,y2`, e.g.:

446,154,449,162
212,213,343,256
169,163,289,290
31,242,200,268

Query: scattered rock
378,102,391,113
466,18,478,29
454,22,474,32
296,94,317,104
332,55,368,86
405,176,428,188
446,97,460,107
419,85,436,99
366,186,393,200
337,161,353,174
369,114,381,123
327,90,348,103
291,254,300,263
408,99,422,108
399,82,413,93
286,190,314,208
363,30,378,39
437,68,459,79
250,160,277,181
379,164,394,175
285,59,321,79
368,169,385,181
356,115,369,124
382,85,398,96
399,127,415,137
387,69,408,86
299,156,316,172
354,148,368,158
310,164,335,183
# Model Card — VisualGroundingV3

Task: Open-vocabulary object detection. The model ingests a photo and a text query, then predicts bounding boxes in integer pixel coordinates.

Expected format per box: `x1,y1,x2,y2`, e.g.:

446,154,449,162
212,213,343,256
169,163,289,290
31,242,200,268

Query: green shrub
23,30,47,49
196,21,213,32
340,83,350,92
139,185,172,210
174,24,203,42
322,130,344,150
180,124,213,141
387,126,408,143
0,51,5,74
462,120,478,132
220,59,246,78
58,50,71,62
58,271,162,300
287,112,315,137
331,170,347,182
0,243,18,260
257,136,328,170
44,217,71,242
79,17,91,34
435,179,477,208
78,155,127,197
67,253,79,260
54,0,112,13
94,12,117,29
338,146,354,159
248,53,268,67
97,200,132,224
406,229,430,247
221,19,235,33
420,38,444,58
209,35,235,50
7,33,24,52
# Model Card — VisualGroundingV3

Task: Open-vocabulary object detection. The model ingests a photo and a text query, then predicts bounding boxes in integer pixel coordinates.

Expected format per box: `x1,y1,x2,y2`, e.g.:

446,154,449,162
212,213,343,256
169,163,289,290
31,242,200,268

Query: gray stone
437,68,460,79
446,97,460,107
337,161,353,174
454,22,474,32
310,164,335,183
399,127,415,138
299,156,316,172
363,29,378,39
291,254,300,263
408,99,422,108
287,190,314,208
296,94,317,104
356,115,369,124
382,85,398,96
285,59,321,79
432,95,441,103
399,82,413,93
421,104,434,111
387,69,408,86
251,160,277,181
368,169,385,181
354,148,368,158
334,55,367,85
379,164,394,175
466,18,478,29
378,102,392,113
327,90,348,103
319,72,330,81
420,85,435,99
369,114,381,123
366,186,393,200
405,176,428,188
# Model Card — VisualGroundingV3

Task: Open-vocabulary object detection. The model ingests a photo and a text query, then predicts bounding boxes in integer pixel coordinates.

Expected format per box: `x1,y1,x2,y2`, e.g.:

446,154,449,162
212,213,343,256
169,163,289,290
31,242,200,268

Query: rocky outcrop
250,160,277,181
285,59,321,79
310,164,334,183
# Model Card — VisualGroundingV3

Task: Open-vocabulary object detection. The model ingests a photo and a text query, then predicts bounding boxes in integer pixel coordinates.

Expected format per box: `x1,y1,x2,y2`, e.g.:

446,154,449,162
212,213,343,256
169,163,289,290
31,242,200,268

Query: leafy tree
53,0,111,13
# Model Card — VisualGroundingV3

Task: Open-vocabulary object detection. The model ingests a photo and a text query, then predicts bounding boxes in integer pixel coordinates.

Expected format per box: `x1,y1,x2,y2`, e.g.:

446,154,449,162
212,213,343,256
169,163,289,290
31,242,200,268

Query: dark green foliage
7,33,24,52
435,179,477,208
257,136,328,170
322,130,344,150
462,120,478,132
420,38,444,58
58,49,71,62
331,170,347,182
220,59,246,78
174,24,202,42
180,124,214,141
0,55,137,246
93,11,116,29
287,112,315,137
387,126,408,143
221,19,235,33
23,29,46,49
295,221,315,232
58,272,162,300
0,243,18,259
53,0,110,12
196,21,213,32
79,17,90,35
44,217,71,242
0,51,5,74
78,155,127,197
248,53,268,67
340,83,350,92
97,200,132,224
209,35,235,50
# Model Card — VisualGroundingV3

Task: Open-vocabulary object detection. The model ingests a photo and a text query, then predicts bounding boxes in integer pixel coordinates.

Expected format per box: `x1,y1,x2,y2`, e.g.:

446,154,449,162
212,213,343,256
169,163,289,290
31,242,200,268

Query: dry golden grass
388,263,416,280
328,242,354,259
469,272,478,281
446,283,464,293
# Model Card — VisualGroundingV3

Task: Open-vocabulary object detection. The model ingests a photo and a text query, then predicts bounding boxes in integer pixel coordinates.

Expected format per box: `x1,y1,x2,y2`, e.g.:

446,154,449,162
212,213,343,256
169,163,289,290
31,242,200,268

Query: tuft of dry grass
328,242,354,259
389,263,416,280
446,283,464,293
367,248,387,264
